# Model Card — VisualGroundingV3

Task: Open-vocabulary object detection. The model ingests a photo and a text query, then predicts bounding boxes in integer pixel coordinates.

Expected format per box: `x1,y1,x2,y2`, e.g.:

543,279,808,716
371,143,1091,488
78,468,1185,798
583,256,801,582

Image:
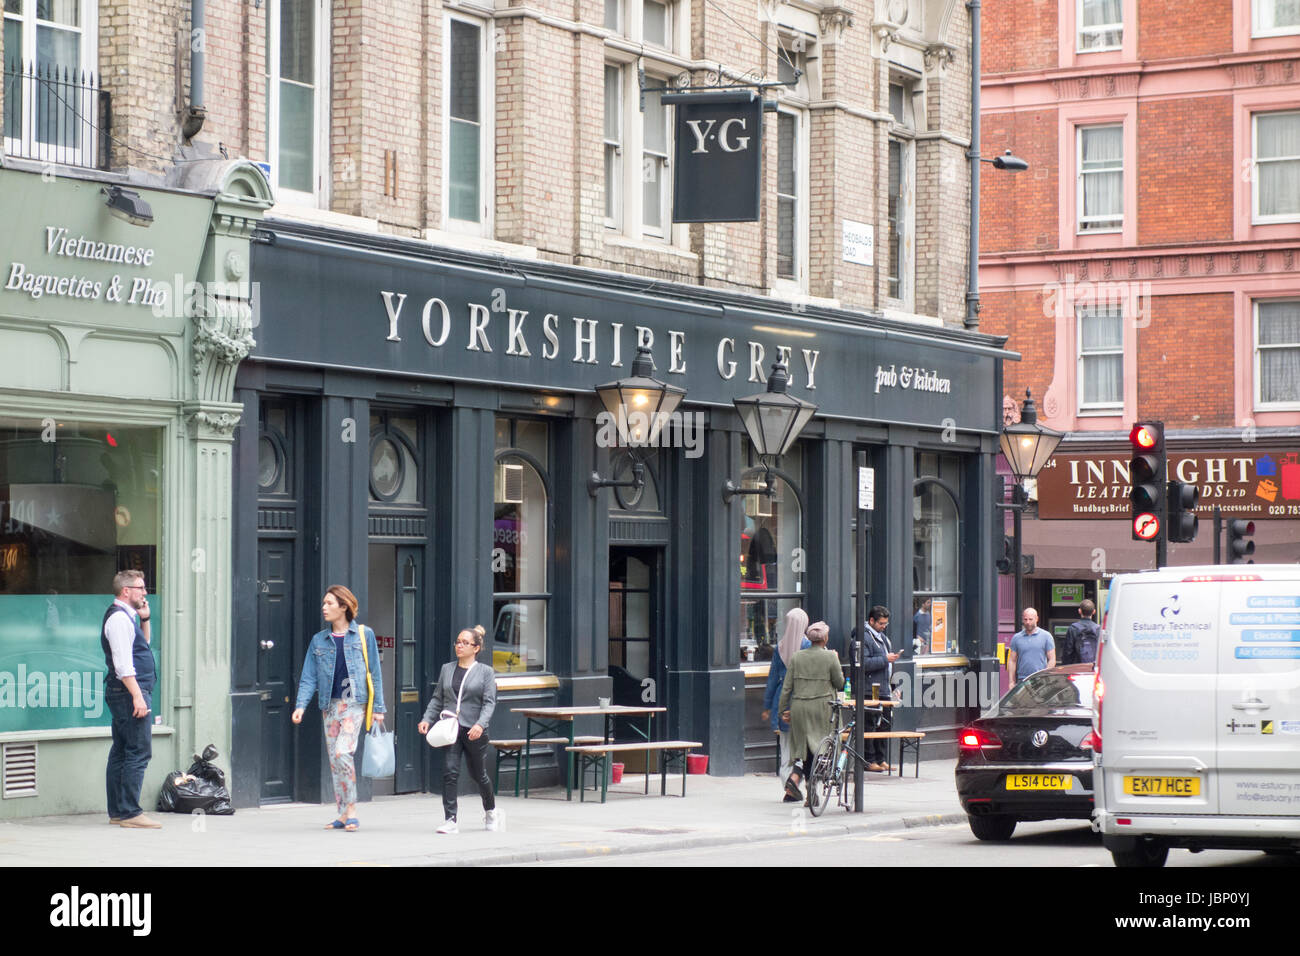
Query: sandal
325,819,347,829
343,818,360,831
783,774,803,801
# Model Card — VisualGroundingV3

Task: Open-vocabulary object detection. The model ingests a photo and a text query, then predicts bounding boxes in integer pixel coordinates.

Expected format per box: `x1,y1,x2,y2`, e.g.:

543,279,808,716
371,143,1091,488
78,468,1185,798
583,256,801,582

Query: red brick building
979,0,1300,645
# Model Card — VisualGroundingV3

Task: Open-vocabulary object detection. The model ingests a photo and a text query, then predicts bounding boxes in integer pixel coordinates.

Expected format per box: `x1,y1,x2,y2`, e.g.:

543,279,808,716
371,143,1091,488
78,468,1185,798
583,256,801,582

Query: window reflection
0,418,161,732
492,417,550,673
737,442,803,662
913,452,961,655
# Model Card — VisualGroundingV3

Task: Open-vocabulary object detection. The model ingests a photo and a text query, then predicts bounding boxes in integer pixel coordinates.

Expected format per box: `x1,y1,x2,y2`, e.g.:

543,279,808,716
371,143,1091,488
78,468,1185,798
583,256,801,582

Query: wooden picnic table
511,705,667,800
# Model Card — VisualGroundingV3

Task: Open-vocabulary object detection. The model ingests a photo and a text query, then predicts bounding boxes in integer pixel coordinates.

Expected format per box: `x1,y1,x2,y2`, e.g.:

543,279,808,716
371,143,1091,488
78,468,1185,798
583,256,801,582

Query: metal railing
2,61,111,170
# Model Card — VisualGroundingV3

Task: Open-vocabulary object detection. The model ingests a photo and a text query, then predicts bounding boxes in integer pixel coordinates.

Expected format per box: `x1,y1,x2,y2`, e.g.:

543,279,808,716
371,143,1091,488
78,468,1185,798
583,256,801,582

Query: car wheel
968,814,1017,841
1110,839,1168,868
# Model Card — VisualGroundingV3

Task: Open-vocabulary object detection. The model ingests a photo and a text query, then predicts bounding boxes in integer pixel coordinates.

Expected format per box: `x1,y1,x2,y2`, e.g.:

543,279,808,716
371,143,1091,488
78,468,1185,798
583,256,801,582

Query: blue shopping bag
361,724,395,778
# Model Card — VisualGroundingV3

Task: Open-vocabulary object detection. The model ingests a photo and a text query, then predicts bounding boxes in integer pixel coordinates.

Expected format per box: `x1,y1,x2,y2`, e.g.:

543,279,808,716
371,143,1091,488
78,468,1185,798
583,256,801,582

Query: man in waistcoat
103,570,160,827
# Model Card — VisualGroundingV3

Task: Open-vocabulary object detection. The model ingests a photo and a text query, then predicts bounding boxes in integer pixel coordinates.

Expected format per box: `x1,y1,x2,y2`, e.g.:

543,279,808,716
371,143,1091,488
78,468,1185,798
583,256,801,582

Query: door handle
1232,699,1268,710
260,640,275,650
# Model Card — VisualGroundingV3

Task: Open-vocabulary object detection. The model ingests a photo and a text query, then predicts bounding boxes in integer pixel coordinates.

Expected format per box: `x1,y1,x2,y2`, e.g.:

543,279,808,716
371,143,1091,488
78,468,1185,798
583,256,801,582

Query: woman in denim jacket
292,585,385,831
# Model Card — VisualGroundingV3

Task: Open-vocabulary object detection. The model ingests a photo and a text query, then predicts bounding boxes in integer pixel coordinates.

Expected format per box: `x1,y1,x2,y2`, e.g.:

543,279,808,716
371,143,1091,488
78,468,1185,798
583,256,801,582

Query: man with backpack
1062,599,1100,665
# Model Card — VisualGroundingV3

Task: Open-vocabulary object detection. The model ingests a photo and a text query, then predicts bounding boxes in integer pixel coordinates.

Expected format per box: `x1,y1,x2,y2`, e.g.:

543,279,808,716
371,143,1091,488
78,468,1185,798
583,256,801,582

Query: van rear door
1102,576,1220,816
1215,573,1300,818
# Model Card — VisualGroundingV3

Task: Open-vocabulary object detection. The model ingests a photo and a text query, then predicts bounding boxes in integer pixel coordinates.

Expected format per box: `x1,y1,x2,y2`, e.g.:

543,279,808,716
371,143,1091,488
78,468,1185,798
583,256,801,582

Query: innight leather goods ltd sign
1036,449,1300,520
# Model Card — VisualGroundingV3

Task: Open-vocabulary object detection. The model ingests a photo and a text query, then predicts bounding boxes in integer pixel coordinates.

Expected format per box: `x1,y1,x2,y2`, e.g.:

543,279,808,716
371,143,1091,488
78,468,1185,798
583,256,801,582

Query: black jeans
866,706,890,763
442,724,495,821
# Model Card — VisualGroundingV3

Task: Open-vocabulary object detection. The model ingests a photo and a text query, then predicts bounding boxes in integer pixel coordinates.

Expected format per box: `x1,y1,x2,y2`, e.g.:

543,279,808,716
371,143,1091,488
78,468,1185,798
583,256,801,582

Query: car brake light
1082,731,1101,751
1092,642,1104,750
1181,574,1261,582
959,727,1002,750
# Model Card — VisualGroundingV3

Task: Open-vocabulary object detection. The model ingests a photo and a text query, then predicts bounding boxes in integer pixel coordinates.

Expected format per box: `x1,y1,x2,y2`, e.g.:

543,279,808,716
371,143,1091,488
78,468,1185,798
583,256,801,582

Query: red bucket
686,753,709,775
611,762,624,784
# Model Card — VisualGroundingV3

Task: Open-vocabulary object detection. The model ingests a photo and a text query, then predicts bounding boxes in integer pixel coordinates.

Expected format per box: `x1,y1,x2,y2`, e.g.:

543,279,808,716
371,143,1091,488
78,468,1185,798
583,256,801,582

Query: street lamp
983,149,1028,172
588,345,686,496
722,359,818,503
998,389,1065,627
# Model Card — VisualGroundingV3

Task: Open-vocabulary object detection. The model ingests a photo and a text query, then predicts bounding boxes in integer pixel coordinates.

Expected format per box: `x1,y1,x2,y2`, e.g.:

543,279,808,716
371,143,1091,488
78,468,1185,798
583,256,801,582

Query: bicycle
805,698,887,816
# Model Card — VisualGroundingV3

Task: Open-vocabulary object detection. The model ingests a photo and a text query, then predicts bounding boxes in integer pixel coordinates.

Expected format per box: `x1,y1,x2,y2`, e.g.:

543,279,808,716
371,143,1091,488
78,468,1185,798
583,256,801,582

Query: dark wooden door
394,547,423,792
257,539,296,802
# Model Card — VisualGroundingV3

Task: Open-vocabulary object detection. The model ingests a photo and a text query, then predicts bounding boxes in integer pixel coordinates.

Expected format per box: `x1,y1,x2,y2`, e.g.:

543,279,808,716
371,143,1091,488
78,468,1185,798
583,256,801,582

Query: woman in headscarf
761,607,811,802
777,620,844,802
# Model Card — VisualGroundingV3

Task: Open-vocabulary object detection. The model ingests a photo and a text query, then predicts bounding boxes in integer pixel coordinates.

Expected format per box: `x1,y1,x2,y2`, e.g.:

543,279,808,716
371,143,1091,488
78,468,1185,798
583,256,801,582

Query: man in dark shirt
1062,599,1101,665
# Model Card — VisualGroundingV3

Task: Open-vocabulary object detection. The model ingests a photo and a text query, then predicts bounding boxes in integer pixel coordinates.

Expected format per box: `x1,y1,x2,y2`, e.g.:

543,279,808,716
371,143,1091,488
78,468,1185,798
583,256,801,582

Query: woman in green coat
778,620,844,801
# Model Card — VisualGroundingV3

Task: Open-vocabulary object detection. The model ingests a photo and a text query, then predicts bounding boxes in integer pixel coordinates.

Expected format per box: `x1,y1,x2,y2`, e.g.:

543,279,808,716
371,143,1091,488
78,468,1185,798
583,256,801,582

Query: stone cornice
982,240,1300,285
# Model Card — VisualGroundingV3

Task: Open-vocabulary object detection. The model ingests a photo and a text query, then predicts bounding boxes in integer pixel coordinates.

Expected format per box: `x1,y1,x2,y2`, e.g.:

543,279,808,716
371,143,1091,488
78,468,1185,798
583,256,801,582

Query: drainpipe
182,0,207,141
965,0,981,330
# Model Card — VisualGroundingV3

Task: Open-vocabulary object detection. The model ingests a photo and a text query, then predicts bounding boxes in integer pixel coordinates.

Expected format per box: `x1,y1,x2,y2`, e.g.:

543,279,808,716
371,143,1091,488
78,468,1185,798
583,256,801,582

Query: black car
955,664,1096,841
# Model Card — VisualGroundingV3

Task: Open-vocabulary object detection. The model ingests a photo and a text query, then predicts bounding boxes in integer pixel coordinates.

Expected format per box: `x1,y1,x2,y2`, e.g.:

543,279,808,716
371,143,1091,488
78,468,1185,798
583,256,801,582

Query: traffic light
1166,480,1199,543
1129,422,1165,543
1227,520,1255,564
995,535,1013,575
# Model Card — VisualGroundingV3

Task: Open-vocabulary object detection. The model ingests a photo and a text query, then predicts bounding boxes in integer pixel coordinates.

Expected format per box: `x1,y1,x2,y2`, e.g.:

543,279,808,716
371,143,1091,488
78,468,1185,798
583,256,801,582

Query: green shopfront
0,163,270,817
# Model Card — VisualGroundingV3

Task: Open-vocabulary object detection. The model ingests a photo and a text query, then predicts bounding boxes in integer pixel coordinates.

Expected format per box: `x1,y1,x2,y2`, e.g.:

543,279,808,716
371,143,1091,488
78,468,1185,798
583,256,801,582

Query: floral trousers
323,698,364,814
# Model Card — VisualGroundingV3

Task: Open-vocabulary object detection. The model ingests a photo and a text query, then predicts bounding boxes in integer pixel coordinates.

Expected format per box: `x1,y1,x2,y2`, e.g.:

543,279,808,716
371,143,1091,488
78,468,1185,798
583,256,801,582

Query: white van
1092,565,1300,867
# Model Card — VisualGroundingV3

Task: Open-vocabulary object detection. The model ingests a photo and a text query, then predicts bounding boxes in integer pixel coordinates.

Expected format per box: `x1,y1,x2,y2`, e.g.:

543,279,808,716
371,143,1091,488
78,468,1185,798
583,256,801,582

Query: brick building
3,0,1019,811
979,0,1300,649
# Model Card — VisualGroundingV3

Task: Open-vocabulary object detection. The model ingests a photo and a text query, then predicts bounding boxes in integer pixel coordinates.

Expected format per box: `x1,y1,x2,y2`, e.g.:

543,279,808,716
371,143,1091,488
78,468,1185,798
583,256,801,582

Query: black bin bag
157,744,235,815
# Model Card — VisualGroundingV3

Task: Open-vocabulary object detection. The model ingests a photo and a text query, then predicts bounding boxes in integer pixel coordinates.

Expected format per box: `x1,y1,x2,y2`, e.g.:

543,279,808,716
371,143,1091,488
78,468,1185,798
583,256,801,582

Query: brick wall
1137,293,1235,426
981,289,1055,402
15,0,976,325
100,0,189,174
980,108,1058,254
982,0,1057,74
1138,0,1232,60
1137,96,1233,245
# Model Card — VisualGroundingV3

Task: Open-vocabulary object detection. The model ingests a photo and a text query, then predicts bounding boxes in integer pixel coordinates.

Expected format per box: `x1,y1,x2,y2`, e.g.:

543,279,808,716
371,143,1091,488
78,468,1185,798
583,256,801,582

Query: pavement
0,758,965,867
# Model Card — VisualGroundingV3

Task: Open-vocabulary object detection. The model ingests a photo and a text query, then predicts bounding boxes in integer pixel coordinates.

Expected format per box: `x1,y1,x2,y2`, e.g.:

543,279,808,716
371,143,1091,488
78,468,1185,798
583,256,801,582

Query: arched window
492,417,551,673
913,452,962,656
738,441,804,663
608,449,662,513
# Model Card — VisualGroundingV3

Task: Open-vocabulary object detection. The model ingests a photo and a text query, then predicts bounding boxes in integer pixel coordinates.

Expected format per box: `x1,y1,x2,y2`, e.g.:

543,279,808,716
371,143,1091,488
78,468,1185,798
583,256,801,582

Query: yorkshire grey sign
668,92,763,223
250,232,1003,433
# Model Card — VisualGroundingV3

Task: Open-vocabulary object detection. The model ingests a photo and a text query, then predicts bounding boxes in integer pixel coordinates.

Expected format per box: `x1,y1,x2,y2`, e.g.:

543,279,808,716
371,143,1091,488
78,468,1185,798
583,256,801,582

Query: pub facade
230,219,1015,806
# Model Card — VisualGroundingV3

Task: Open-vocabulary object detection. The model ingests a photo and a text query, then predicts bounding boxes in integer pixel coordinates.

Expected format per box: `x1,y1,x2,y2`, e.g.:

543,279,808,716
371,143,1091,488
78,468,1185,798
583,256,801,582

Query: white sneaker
484,809,500,831
436,818,458,834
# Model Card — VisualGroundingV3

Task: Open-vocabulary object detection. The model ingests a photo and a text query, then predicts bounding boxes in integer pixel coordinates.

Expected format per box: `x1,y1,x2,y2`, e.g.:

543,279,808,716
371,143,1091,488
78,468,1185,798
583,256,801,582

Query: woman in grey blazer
418,624,497,833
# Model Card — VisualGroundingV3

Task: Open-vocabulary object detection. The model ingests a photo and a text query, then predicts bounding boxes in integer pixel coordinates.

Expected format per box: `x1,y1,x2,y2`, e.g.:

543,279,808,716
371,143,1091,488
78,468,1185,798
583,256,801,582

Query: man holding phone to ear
102,570,160,828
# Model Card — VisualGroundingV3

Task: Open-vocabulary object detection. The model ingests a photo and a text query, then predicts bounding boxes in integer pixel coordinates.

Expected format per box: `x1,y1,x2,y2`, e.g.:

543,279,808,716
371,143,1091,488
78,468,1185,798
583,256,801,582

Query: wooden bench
565,741,704,802
491,736,603,796
843,730,926,778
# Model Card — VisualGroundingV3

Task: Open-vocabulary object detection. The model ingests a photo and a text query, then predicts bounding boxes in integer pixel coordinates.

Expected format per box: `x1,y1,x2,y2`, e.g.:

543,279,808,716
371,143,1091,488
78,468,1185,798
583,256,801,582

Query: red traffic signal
1129,421,1166,542
1129,424,1159,449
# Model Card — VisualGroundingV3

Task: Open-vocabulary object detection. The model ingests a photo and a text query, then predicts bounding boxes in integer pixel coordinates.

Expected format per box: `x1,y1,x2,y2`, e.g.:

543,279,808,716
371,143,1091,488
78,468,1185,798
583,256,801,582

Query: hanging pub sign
665,91,764,223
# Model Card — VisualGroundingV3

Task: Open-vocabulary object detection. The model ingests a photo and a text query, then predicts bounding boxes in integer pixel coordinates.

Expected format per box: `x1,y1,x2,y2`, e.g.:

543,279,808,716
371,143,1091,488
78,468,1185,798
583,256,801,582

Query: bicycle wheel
806,734,838,817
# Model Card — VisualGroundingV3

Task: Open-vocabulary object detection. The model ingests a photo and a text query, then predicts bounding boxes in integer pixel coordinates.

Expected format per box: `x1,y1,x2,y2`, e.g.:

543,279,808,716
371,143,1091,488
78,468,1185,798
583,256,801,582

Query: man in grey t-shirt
1008,607,1055,684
